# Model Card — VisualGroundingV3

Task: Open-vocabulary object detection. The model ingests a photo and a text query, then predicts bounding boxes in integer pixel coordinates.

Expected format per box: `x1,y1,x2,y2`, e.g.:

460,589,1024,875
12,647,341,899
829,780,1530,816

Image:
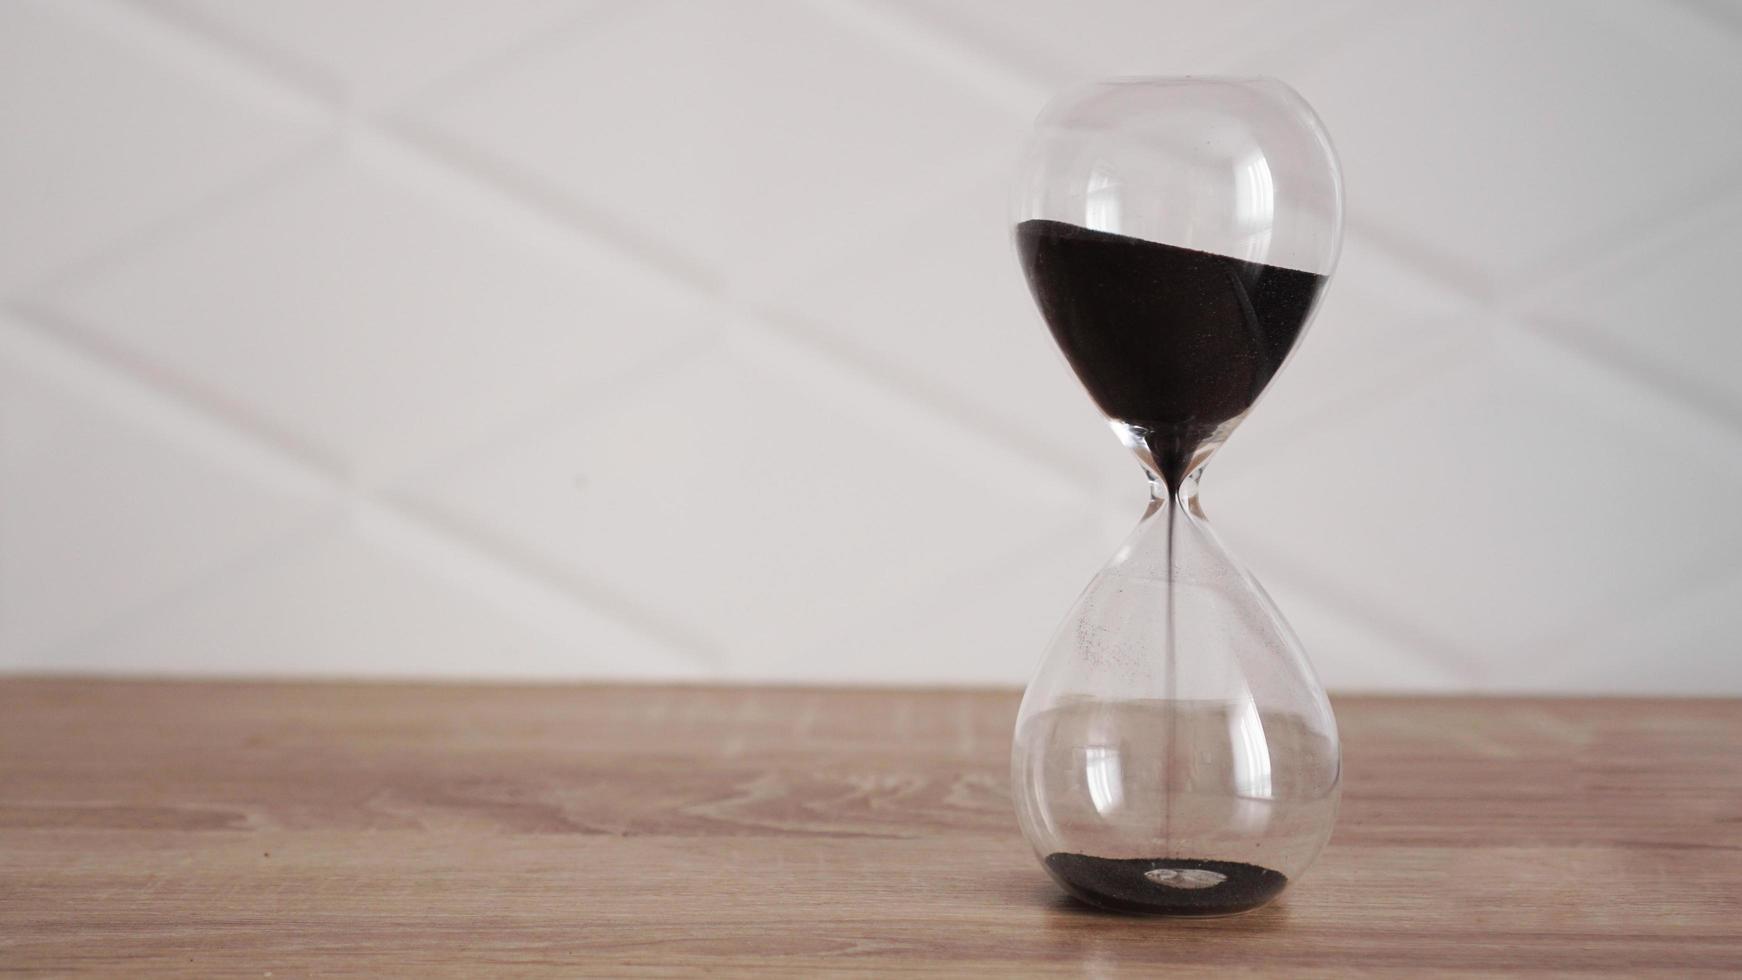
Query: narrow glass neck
1112,419,1230,507
1148,472,1204,513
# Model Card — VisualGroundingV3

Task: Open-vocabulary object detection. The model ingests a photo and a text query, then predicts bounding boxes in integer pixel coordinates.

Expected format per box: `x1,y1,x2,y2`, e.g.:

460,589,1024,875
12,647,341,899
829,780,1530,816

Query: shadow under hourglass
1041,885,1294,931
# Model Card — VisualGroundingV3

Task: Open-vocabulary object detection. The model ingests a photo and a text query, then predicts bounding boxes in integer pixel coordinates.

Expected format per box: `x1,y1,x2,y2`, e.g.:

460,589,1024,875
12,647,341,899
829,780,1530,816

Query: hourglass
1011,78,1342,915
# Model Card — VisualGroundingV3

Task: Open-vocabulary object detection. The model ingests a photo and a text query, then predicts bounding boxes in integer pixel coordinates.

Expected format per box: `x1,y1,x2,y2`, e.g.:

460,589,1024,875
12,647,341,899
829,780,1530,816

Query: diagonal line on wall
356,117,1102,508
0,303,718,674
365,493,732,670
821,0,1050,115
11,141,333,337
1526,313,1742,443
380,0,651,115
60,0,331,122
371,119,727,301
1675,0,1742,36
120,0,347,106
1496,167,1742,311
1486,195,1742,446
366,123,1104,501
117,0,1105,501
1232,536,1481,689
32,0,1106,674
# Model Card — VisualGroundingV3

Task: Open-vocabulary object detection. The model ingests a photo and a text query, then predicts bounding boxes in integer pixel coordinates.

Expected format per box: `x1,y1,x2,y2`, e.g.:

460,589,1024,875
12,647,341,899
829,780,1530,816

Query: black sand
1043,853,1288,916
1016,219,1324,491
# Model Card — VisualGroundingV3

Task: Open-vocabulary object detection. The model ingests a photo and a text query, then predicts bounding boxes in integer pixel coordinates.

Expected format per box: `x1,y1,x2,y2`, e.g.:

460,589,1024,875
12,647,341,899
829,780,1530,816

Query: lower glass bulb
1012,479,1340,916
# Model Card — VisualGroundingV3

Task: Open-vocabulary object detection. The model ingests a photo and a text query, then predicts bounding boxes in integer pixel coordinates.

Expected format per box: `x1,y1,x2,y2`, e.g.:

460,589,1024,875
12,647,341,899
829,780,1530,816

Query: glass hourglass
1010,78,1342,916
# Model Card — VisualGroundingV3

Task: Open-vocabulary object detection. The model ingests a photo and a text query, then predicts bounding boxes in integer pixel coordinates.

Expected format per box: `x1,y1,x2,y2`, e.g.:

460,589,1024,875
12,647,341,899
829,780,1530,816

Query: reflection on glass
1083,744,1124,815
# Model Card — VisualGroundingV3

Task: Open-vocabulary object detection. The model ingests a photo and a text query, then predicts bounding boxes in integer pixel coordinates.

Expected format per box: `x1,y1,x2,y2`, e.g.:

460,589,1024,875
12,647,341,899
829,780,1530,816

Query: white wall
3,0,1740,693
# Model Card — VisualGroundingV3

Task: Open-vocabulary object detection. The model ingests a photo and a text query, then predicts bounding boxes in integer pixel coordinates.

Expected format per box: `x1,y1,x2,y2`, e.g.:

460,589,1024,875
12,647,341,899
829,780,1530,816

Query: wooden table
2,680,1738,976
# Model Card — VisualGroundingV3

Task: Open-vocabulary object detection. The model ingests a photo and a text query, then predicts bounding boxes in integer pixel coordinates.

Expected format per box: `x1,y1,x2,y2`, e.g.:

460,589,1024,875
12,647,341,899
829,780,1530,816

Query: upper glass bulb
1013,76,1342,489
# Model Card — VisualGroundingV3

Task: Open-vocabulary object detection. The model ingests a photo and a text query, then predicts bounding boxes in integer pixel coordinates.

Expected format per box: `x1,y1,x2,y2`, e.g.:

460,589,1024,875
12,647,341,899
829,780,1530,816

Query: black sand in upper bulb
1043,853,1289,916
1016,219,1325,491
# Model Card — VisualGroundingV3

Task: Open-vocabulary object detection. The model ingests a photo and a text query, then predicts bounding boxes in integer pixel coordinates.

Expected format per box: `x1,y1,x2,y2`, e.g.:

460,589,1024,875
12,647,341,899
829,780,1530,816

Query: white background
4,0,1740,693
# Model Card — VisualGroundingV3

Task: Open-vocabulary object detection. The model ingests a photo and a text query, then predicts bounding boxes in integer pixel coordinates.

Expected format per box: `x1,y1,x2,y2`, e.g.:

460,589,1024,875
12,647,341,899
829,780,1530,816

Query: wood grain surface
1,679,1739,977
